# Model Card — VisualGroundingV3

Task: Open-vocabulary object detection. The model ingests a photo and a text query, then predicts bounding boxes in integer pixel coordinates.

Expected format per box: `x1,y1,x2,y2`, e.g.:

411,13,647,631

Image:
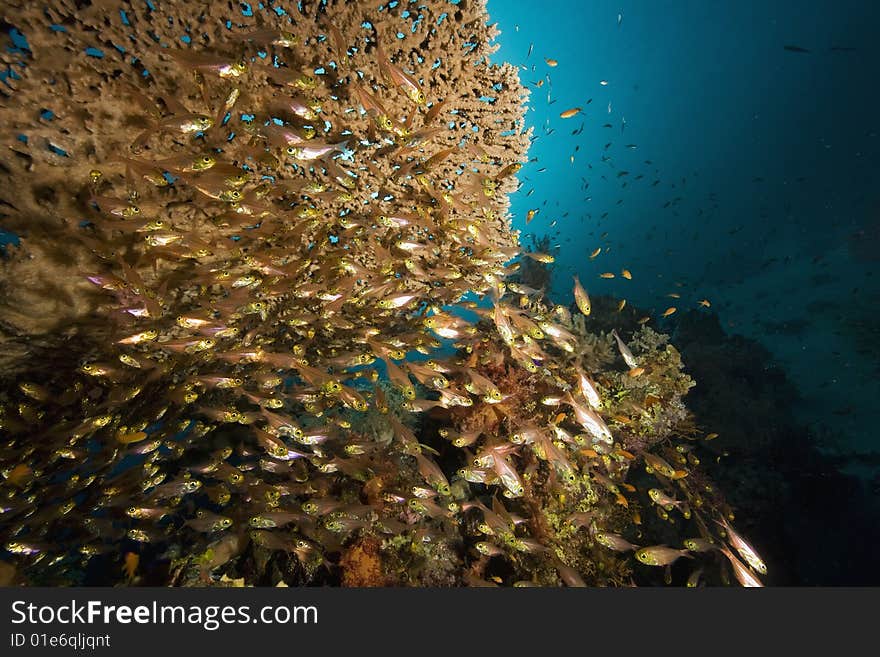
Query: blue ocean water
489,0,880,471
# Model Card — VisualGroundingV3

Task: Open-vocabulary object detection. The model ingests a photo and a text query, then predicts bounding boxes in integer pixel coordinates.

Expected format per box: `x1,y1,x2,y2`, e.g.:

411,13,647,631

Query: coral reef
0,1,763,587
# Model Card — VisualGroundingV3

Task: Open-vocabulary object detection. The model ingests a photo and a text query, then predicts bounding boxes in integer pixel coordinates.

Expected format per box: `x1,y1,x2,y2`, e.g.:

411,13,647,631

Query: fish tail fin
130,127,154,151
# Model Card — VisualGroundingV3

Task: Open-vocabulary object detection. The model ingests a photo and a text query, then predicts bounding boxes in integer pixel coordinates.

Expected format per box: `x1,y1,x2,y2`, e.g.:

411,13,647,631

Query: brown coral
340,536,387,587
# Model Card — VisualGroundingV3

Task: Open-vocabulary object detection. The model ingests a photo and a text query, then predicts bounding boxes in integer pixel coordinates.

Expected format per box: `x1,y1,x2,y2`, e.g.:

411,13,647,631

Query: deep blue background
489,0,880,465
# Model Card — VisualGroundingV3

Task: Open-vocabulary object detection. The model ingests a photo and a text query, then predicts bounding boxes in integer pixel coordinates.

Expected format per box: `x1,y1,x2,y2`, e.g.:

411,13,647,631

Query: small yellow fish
116,430,148,445
18,382,49,401
622,269,632,279
525,252,555,264
572,275,591,316
600,272,615,279
526,208,538,224
560,107,581,119
628,367,645,377
617,299,626,312
589,247,601,259
699,299,711,307
662,307,677,317
637,316,651,324
545,58,558,67
705,432,719,441
117,330,158,345
635,546,692,566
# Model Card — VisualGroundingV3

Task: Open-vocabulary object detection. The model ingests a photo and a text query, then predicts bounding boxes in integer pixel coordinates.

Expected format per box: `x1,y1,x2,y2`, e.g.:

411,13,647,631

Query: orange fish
621,269,632,279
617,299,626,312
615,493,629,508
661,307,677,317
560,107,581,119
573,275,591,316
589,247,601,259
699,299,711,307
637,316,651,324
7,464,33,487
628,367,645,377
705,432,719,441
526,208,538,224
545,58,558,67
667,293,681,299
122,552,139,581
600,272,615,279
116,431,148,445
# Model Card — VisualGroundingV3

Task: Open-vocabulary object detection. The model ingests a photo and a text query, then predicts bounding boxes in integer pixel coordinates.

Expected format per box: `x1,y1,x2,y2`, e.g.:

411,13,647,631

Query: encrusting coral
0,0,764,587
